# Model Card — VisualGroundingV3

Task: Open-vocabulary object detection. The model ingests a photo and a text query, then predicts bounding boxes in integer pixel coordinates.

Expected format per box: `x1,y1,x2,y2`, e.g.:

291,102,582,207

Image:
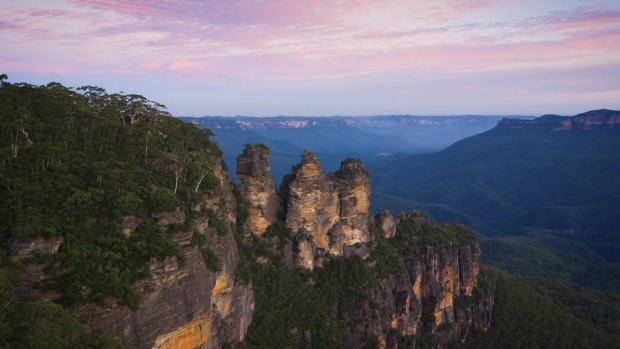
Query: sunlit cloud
1,0,619,116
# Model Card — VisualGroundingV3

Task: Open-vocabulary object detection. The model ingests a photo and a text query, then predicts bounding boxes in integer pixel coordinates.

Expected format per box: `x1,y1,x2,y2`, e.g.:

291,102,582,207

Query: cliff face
498,109,620,131
369,213,492,346
237,148,492,347
279,150,370,269
94,160,254,349
236,144,281,236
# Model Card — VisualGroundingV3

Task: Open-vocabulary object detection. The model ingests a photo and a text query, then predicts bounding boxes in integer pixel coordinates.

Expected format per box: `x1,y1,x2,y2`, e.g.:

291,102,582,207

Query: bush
117,193,144,216
200,247,222,273
151,188,181,212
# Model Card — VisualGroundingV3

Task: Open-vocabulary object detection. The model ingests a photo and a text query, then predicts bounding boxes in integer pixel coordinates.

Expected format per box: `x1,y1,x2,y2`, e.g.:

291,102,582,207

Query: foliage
206,208,228,236
368,223,406,277
200,247,222,273
480,230,605,280
0,78,223,336
151,188,181,212
241,215,478,348
262,221,290,248
383,213,477,264
479,231,620,343
534,278,620,336
369,122,620,242
331,158,369,180
243,143,270,152
454,267,620,349
0,252,122,348
241,255,377,349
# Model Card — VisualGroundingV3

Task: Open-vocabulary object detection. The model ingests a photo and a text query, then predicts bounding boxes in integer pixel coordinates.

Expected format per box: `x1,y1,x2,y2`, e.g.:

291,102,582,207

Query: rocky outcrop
7,236,64,301
373,212,492,345
331,158,371,253
280,150,371,269
376,209,397,238
236,144,280,236
8,236,63,261
94,159,254,349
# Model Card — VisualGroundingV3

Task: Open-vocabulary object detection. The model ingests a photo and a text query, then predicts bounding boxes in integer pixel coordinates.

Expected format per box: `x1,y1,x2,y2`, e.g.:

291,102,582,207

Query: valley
1,78,618,348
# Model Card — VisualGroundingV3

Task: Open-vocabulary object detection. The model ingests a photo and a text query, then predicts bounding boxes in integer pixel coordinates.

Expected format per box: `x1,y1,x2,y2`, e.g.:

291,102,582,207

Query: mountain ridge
182,114,532,130
368,109,620,257
497,109,620,131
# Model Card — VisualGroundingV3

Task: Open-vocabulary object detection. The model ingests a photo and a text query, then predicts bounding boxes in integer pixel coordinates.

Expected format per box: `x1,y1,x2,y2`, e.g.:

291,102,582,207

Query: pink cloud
2,0,619,94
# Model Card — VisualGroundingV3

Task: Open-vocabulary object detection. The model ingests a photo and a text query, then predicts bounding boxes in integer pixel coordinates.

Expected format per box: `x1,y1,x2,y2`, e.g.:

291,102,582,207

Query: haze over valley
182,114,530,183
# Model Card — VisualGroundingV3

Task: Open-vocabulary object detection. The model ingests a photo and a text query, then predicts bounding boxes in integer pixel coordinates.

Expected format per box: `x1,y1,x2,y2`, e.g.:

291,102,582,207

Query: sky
1,0,620,117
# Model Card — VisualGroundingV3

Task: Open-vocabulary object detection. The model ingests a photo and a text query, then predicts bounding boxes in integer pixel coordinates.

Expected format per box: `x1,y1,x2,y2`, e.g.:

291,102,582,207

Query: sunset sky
2,0,619,116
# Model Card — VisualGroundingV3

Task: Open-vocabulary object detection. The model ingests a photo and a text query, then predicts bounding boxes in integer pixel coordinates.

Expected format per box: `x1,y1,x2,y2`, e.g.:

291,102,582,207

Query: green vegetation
478,231,620,343
368,115,620,347
0,78,223,344
206,208,228,236
3,77,618,348
200,247,222,273
383,212,476,262
241,254,379,349
243,143,270,152
454,267,620,349
480,230,605,280
331,158,369,180
240,217,477,348
0,251,122,348
369,122,620,242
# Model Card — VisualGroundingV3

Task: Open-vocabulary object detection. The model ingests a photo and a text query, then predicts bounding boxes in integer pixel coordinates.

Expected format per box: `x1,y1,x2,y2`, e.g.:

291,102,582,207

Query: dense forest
368,116,620,240
0,77,223,347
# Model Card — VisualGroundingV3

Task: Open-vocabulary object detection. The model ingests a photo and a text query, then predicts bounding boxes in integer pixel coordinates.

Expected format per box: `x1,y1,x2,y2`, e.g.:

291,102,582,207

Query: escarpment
94,159,254,349
236,145,494,347
0,80,254,349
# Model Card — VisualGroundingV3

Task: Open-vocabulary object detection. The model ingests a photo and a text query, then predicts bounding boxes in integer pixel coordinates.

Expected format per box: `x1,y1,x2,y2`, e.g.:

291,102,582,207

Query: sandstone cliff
347,211,493,347
93,160,254,349
237,148,492,347
280,150,370,269
8,160,254,349
236,144,280,236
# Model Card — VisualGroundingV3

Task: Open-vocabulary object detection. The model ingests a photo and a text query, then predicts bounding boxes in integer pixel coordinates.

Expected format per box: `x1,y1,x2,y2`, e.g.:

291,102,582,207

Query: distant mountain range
180,114,531,182
182,114,531,130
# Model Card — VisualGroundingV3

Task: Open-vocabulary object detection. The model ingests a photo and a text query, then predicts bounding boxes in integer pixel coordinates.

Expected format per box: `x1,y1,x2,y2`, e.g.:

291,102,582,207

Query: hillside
0,80,254,348
369,110,620,246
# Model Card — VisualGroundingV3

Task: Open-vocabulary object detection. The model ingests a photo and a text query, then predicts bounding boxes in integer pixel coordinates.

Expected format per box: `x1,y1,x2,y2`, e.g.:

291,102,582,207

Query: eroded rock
280,151,371,269
236,144,281,236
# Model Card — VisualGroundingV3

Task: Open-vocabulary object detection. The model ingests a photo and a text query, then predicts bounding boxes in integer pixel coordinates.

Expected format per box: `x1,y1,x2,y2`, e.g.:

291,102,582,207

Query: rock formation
280,150,371,269
236,144,280,236
93,160,254,349
376,209,397,238
367,212,492,346
8,145,490,349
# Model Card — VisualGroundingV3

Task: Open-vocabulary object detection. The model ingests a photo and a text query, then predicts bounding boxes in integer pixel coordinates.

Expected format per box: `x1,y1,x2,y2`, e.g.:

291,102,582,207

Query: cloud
1,0,619,115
